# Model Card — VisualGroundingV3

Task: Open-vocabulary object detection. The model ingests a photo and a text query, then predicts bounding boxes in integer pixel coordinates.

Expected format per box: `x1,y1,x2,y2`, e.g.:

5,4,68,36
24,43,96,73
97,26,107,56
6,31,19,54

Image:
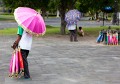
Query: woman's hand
11,41,18,49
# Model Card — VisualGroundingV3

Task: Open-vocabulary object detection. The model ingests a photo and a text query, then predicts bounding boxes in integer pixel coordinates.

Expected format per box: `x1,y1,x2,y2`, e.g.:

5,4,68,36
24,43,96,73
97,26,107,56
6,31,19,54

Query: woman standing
12,26,32,79
67,24,78,42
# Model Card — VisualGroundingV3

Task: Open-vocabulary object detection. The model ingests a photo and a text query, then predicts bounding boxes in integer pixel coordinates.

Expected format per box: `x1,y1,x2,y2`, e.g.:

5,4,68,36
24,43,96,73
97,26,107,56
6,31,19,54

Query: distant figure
67,24,78,42
78,27,84,37
112,31,118,45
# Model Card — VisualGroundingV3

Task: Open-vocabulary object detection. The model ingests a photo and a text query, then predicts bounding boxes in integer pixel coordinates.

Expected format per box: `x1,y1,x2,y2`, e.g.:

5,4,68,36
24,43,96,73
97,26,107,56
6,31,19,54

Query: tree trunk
59,0,67,35
60,8,66,35
56,10,60,17
41,8,46,20
96,12,99,20
67,0,76,10
60,12,66,35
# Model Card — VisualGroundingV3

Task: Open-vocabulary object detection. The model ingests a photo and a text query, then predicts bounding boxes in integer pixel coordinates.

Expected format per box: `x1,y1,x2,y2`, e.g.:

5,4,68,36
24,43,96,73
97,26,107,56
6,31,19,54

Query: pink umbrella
12,52,16,76
9,53,14,77
9,49,24,78
15,50,19,75
14,7,46,36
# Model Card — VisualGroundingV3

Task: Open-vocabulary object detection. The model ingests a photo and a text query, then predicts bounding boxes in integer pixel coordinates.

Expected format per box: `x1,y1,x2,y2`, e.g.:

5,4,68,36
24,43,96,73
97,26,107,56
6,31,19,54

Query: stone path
1,35,120,84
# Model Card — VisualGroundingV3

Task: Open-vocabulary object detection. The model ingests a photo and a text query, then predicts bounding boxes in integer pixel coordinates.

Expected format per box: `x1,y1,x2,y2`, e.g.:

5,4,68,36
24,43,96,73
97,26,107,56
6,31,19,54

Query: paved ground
0,17,113,29
1,35,120,84
45,17,113,27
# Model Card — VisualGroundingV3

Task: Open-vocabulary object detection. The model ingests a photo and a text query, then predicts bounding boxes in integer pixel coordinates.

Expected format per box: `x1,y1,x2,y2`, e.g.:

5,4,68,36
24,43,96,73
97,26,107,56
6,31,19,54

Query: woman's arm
11,34,21,49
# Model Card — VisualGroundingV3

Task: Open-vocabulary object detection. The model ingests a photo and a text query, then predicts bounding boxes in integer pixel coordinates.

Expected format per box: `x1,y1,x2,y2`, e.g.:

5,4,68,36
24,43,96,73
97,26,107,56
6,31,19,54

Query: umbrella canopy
14,7,46,36
65,9,81,25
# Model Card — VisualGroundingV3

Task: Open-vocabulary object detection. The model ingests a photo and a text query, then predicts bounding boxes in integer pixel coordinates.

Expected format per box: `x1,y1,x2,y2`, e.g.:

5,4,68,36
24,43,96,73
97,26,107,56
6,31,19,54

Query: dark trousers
69,30,77,41
21,49,30,78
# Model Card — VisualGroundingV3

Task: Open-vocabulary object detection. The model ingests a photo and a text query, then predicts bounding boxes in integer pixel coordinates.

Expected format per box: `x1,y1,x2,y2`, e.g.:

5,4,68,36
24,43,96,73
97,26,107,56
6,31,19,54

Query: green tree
76,0,117,19
49,0,77,34
2,0,50,19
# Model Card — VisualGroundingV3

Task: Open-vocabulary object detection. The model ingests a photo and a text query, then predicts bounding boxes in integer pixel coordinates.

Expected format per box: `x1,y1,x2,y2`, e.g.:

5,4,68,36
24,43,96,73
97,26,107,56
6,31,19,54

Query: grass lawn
0,14,15,21
0,25,120,37
0,28,17,35
84,26,120,37
0,14,120,37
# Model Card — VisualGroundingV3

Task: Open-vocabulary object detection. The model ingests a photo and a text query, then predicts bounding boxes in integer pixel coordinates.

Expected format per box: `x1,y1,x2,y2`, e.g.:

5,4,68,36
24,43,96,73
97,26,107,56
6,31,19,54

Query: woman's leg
73,29,78,41
21,49,30,78
69,30,74,41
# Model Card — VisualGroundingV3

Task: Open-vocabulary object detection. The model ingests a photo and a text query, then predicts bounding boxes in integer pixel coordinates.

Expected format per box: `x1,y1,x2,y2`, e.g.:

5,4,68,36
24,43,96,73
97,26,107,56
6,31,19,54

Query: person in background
78,26,84,37
67,24,78,42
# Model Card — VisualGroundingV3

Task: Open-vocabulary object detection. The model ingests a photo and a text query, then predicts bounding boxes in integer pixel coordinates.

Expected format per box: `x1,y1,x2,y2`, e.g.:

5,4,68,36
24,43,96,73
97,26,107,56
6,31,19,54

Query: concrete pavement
0,17,113,29
1,35,120,84
44,17,113,27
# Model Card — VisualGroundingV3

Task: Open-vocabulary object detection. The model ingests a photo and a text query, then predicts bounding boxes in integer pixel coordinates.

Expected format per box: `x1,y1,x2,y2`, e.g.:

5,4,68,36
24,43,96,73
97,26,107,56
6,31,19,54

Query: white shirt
19,31,32,50
67,24,76,30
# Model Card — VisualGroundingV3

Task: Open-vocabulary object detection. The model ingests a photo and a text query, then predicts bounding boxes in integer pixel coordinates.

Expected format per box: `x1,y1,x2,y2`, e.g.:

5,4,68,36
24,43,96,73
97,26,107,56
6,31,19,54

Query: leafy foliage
2,0,120,35
2,0,50,9
76,0,119,13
